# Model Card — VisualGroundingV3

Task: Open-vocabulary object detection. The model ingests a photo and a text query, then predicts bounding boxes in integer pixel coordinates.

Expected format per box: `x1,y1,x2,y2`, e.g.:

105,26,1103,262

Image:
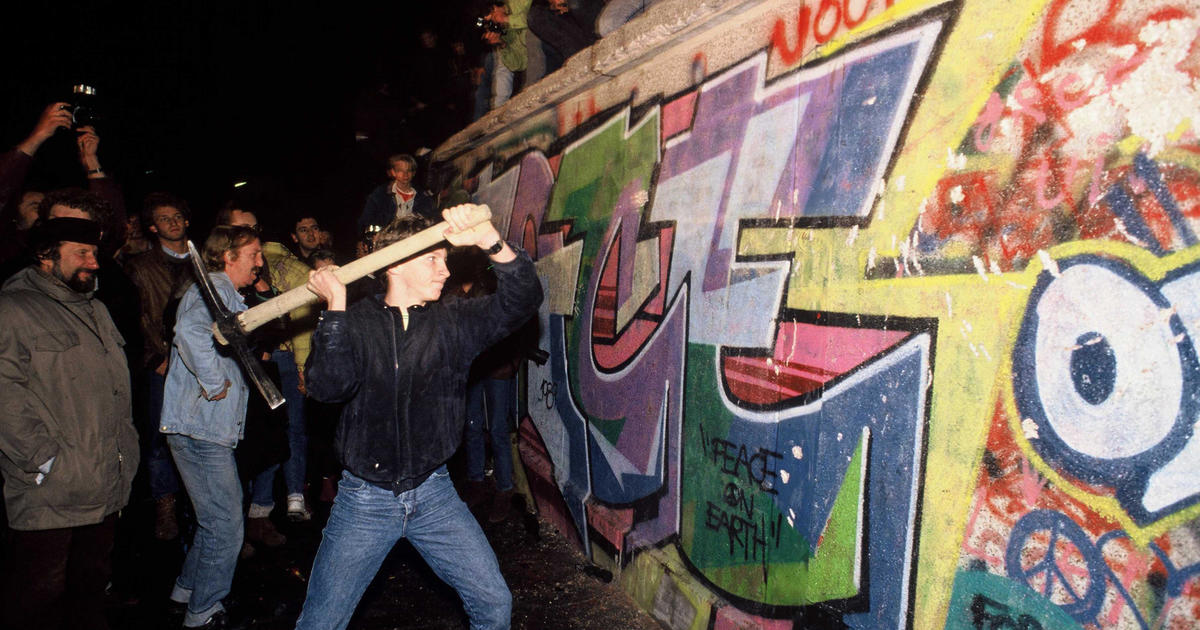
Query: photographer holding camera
476,0,532,110
0,98,126,268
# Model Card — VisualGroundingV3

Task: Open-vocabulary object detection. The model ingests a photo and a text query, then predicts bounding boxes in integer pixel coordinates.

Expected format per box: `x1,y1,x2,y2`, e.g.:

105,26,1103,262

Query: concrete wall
432,0,1200,627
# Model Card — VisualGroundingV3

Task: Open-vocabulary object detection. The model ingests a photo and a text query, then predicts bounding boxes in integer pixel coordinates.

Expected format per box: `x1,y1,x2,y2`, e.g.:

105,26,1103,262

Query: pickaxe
185,203,494,409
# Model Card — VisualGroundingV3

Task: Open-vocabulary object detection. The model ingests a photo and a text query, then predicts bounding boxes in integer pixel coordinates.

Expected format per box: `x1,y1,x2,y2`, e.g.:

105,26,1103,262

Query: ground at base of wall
101,478,662,629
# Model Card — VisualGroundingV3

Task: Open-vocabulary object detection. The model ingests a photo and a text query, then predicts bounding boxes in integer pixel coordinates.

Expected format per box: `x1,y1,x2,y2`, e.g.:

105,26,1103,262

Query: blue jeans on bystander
294,467,511,630
166,434,244,627
465,377,516,492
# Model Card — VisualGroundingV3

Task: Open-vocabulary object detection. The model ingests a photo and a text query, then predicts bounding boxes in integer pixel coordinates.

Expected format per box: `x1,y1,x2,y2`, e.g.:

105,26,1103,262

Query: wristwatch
484,240,504,255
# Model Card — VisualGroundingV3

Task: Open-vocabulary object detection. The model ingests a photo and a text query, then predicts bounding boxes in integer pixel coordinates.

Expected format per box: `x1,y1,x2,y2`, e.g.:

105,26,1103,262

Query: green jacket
0,267,139,530
499,0,532,72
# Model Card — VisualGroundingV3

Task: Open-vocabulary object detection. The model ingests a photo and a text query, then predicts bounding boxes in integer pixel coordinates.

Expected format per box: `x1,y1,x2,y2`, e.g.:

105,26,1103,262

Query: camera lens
68,84,101,128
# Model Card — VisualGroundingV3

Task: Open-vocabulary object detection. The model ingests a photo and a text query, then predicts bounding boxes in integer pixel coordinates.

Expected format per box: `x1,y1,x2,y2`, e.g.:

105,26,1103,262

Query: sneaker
245,516,286,547
287,495,311,522
186,609,249,629
488,489,514,523
184,609,226,628
154,494,180,540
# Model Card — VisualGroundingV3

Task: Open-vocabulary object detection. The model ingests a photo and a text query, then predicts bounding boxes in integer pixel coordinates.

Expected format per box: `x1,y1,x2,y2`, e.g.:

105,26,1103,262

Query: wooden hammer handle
233,204,493,337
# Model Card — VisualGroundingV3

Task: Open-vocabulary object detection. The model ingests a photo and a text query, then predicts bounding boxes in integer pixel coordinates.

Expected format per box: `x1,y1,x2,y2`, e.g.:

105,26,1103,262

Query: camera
65,84,101,129
475,17,507,35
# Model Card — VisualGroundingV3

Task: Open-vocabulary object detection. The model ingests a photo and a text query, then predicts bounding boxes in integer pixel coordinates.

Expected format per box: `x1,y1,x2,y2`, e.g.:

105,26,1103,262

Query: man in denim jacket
160,225,263,629
295,207,542,630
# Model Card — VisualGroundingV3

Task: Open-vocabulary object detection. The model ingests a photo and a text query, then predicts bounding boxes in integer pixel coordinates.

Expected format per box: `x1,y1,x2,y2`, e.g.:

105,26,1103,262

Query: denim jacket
160,272,250,447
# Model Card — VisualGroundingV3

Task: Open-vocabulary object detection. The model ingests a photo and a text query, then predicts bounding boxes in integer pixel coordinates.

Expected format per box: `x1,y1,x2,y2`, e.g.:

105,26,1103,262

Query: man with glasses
124,192,193,541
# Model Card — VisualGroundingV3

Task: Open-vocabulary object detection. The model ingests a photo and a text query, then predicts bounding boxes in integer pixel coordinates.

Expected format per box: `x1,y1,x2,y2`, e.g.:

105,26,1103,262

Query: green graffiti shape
680,343,862,606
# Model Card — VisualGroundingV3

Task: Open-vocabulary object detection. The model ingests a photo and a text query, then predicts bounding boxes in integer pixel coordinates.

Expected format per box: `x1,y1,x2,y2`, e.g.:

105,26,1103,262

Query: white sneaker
287,494,311,522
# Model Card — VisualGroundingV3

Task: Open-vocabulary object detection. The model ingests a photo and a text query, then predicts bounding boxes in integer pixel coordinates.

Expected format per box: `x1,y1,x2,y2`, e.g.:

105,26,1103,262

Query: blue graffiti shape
1070,332,1117,405
1103,154,1197,254
805,40,926,218
1012,255,1200,524
1007,511,1200,629
725,333,930,628
1095,529,1200,630
1006,511,1107,625
546,311,594,552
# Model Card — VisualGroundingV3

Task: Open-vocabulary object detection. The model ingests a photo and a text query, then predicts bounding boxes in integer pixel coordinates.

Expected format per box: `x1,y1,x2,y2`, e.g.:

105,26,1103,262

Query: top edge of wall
433,0,769,162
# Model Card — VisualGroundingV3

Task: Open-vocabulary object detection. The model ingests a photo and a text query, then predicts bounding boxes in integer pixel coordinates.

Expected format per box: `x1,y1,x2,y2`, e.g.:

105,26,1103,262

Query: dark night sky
1,1,480,247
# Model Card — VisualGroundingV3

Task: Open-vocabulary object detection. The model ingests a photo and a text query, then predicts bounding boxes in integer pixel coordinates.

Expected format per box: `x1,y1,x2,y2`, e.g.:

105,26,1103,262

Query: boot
461,479,489,508
245,516,286,547
488,489,514,524
154,494,180,540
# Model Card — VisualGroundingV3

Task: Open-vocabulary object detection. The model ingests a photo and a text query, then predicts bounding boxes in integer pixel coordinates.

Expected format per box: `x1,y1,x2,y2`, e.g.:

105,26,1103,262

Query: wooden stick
230,204,493,340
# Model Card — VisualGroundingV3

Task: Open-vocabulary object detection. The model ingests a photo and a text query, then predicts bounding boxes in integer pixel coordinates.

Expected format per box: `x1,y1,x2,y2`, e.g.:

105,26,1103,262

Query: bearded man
0,215,140,630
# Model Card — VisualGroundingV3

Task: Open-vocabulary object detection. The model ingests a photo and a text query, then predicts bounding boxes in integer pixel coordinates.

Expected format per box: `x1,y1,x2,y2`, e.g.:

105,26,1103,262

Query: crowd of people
471,0,661,115
0,94,544,630
354,0,655,158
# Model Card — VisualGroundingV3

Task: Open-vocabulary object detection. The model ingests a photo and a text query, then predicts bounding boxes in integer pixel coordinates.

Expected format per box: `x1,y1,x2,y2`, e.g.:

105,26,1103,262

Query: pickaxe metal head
185,240,286,409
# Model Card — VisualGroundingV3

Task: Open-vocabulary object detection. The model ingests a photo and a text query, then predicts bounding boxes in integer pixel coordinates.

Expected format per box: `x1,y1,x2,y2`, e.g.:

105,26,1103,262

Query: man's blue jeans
294,468,511,630
249,350,307,508
143,368,180,499
166,434,243,627
465,378,516,492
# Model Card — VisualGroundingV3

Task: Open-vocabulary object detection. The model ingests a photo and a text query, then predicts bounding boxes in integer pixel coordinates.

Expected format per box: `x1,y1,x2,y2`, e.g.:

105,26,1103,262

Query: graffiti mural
431,0,1200,627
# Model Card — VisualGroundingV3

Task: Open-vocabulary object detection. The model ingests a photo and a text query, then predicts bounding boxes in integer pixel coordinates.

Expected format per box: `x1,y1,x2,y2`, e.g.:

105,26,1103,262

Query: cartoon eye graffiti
1012,255,1200,524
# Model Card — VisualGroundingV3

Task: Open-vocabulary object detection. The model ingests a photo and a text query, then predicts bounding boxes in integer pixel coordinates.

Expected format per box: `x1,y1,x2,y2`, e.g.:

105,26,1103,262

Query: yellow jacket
262,241,315,372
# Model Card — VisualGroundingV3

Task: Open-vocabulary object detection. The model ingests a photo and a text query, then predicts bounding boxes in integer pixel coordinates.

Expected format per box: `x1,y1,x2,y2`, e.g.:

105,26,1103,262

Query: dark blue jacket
358,184,437,234
305,247,542,493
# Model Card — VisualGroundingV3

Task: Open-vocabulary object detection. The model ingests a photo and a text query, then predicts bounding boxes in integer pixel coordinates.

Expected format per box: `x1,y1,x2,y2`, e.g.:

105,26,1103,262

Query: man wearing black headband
0,216,140,630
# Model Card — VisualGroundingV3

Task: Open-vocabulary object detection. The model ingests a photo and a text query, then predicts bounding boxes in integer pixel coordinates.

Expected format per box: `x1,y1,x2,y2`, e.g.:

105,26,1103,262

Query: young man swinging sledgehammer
294,205,543,630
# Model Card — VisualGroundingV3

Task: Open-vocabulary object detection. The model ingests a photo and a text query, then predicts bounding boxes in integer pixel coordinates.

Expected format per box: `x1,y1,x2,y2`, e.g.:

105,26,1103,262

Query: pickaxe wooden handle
214,203,493,345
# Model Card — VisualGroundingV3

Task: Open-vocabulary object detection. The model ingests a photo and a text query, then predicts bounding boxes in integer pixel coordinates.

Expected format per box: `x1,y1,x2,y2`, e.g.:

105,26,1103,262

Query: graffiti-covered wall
433,0,1200,627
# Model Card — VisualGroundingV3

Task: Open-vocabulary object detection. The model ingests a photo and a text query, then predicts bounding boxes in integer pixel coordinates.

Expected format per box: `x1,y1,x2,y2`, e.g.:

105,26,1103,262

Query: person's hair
29,217,103,263
38,188,112,226
308,248,336,266
387,154,417,172
475,0,505,17
141,192,191,226
215,200,258,228
202,225,259,272
375,214,434,251
292,214,320,234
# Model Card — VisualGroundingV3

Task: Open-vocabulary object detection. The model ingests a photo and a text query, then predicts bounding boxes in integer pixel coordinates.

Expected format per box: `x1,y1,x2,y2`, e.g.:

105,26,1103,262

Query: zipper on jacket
390,308,402,490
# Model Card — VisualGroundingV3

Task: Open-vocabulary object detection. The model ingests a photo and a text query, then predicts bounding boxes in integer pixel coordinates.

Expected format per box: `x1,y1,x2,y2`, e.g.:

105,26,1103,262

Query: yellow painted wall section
435,0,1200,627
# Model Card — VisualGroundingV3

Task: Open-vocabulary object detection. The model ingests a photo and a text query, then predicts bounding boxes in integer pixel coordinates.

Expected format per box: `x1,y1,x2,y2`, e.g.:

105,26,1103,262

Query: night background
0,1,485,248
